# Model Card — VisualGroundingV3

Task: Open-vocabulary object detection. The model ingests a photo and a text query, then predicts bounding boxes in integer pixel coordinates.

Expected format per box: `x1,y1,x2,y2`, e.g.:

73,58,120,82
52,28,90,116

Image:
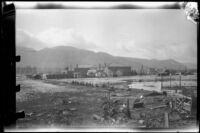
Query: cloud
16,29,46,50
16,28,99,51
111,39,197,64
113,40,155,59
36,27,98,50
16,28,197,64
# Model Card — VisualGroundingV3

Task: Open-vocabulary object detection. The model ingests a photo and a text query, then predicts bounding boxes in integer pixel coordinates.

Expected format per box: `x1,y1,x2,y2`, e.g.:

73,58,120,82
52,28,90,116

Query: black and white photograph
1,1,198,132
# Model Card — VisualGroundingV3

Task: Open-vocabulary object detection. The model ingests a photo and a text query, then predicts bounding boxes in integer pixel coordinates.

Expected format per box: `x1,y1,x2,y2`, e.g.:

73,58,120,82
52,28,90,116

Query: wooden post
174,98,177,110
108,90,110,116
164,112,169,128
108,90,110,101
161,75,163,90
126,99,131,118
170,73,171,89
179,72,181,90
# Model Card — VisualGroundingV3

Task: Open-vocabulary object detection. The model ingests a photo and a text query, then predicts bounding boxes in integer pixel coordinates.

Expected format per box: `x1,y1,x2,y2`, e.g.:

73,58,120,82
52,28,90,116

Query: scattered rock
131,112,140,120
69,97,77,100
46,114,52,118
110,118,115,123
70,108,77,111
97,98,102,103
35,113,44,117
62,110,70,116
138,119,144,124
140,112,146,119
26,112,33,117
86,93,92,96
127,120,143,127
116,116,124,122
62,99,69,104
53,98,63,105
119,104,126,111
92,114,104,121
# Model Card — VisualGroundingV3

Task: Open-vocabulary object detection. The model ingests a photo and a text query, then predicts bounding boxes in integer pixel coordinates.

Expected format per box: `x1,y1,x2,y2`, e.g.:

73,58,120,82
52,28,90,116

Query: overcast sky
16,9,197,64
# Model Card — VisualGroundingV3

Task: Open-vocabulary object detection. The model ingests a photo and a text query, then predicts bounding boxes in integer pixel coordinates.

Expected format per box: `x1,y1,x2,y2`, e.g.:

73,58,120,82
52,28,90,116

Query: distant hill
183,62,197,69
16,45,187,71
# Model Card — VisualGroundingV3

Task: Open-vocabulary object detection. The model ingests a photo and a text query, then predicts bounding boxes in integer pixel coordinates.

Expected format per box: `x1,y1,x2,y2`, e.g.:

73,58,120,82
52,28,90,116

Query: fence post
179,72,181,90
164,112,169,128
126,99,131,118
161,75,163,90
174,98,177,110
170,73,171,89
108,90,110,117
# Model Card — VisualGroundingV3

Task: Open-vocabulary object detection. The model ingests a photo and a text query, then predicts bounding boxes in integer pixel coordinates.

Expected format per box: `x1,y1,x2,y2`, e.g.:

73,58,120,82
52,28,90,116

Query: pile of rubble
93,90,196,128
92,97,130,125
102,98,130,124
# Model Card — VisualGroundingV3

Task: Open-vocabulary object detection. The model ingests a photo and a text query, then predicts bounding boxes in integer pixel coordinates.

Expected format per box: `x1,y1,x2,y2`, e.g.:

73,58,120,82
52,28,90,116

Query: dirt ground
15,77,198,131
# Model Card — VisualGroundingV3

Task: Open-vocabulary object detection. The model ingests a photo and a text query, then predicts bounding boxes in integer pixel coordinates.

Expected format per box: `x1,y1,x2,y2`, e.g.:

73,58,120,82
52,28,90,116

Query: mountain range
16,46,195,71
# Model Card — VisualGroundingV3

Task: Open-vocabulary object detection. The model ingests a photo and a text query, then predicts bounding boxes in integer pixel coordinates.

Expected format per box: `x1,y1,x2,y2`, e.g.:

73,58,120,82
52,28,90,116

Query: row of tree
16,66,37,74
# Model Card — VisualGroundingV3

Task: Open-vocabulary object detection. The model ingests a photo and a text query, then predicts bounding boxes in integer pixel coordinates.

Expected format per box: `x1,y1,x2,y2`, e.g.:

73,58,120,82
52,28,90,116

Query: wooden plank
145,104,167,110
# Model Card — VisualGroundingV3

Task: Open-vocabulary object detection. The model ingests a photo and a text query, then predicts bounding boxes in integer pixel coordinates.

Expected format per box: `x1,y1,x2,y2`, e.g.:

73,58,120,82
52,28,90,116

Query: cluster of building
25,63,197,80
64,63,132,78
29,63,133,79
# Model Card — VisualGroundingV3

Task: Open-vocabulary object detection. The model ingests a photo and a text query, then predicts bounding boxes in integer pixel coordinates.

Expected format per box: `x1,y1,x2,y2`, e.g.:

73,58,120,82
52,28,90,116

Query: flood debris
100,97,131,124
133,95,145,108
92,114,104,121
169,111,181,121
145,104,167,110
16,73,197,129
133,102,144,108
144,91,163,97
97,85,195,128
